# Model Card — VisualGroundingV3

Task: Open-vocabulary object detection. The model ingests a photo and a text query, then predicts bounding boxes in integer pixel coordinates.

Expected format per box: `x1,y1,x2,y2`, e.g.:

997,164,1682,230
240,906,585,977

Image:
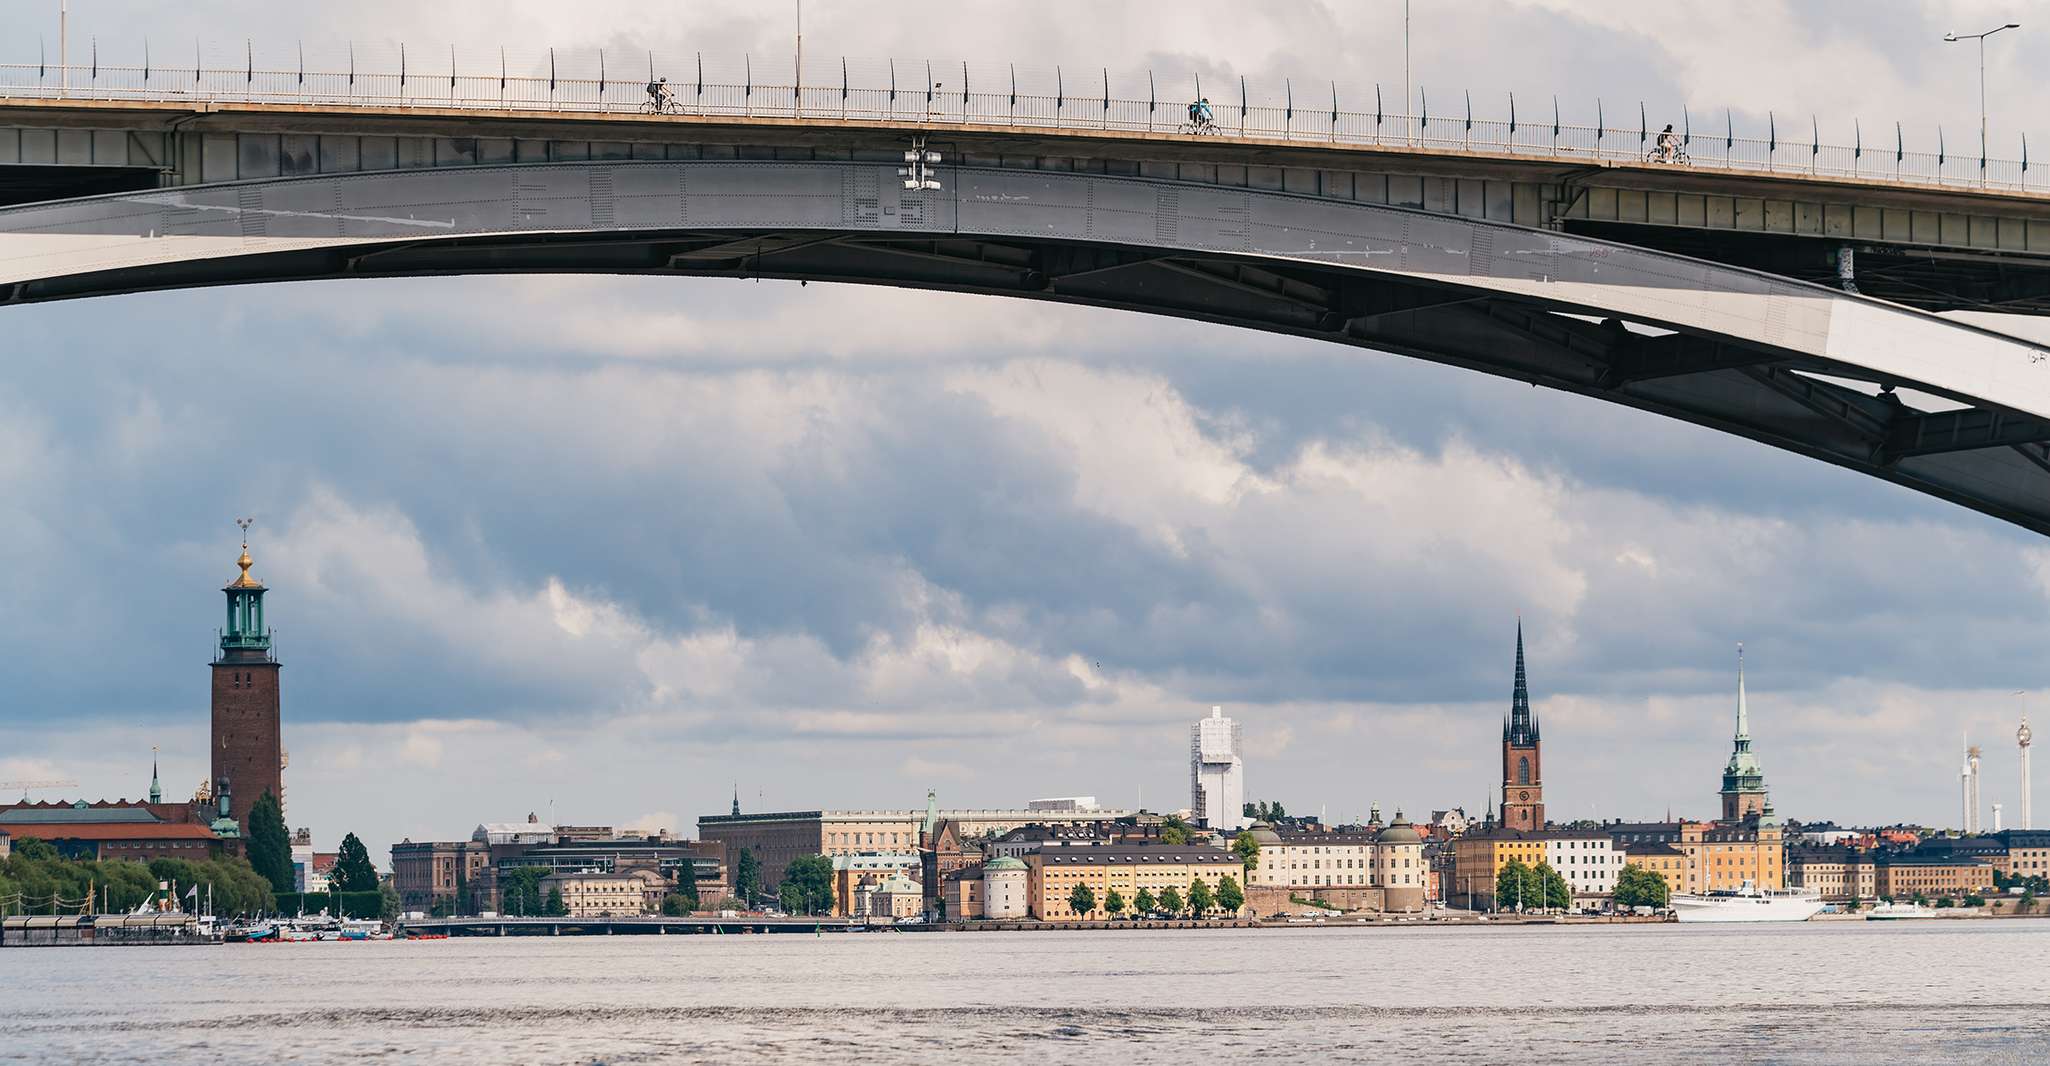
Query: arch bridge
2,81,2049,535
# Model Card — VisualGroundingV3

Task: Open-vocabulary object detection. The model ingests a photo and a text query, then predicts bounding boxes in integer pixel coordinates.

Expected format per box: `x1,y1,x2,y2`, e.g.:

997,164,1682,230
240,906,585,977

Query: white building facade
1191,706,1246,831
1543,832,1621,900
984,857,1030,919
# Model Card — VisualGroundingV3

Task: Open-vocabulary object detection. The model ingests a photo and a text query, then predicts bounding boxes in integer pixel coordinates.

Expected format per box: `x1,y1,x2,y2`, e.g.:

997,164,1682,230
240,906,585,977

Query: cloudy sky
3,1,2048,864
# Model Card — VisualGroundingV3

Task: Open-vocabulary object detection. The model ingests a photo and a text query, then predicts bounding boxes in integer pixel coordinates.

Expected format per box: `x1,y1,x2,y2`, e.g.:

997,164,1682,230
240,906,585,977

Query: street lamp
1942,22,2020,170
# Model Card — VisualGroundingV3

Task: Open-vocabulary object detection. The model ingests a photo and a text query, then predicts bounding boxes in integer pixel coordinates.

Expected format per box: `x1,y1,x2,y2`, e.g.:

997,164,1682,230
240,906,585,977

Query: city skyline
3,1,2050,865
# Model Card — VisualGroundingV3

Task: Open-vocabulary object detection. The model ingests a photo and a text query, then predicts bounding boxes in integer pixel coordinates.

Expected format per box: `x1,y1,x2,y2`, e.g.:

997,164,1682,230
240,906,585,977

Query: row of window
831,832,913,847
1271,857,1417,870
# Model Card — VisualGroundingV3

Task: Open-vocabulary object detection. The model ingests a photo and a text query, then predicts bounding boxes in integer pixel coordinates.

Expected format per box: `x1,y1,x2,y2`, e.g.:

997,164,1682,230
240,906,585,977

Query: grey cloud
2,2,2047,853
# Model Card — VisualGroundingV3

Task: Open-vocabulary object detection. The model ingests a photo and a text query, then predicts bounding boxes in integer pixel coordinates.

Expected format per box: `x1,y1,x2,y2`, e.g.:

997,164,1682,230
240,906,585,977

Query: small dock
1,914,214,947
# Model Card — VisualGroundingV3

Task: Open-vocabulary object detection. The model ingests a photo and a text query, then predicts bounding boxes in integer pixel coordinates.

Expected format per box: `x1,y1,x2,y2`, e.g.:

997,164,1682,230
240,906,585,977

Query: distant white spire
1734,643,1749,741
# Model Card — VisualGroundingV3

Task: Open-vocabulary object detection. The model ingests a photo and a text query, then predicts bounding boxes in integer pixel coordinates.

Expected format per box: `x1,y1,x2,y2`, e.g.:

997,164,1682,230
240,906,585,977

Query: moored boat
1671,881,1824,923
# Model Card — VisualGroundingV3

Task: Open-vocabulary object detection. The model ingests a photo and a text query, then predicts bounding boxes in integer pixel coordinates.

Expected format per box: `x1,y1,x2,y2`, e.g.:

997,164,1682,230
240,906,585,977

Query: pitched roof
0,822,217,841
0,805,162,825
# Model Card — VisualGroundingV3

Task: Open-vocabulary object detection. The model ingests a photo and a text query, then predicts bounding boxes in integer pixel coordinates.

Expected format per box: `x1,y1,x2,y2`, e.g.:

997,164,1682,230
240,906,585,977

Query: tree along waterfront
0,836,275,916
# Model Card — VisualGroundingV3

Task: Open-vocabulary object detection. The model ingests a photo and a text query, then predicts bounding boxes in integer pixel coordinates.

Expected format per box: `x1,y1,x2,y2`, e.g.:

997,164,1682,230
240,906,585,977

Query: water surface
4,921,2045,1063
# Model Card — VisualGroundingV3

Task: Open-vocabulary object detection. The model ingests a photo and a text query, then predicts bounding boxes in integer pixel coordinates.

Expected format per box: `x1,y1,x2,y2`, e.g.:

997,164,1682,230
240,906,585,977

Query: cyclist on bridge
1187,96,1214,128
647,77,675,113
1655,123,1679,163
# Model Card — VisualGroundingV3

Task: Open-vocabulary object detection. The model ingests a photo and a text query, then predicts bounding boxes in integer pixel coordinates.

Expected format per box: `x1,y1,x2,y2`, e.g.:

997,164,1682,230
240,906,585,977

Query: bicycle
1644,145,1691,165
1179,117,1223,136
641,94,679,115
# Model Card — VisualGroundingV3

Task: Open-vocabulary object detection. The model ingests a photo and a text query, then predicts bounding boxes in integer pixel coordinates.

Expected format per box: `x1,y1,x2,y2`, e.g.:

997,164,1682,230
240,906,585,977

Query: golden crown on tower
228,517,264,588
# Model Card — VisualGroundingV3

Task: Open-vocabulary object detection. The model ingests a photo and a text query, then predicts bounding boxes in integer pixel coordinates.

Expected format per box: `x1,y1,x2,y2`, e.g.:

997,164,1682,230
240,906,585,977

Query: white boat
1671,881,1825,923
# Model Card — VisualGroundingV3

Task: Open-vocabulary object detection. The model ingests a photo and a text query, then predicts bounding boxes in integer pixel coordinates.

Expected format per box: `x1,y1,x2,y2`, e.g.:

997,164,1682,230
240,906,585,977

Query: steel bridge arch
4,159,2049,534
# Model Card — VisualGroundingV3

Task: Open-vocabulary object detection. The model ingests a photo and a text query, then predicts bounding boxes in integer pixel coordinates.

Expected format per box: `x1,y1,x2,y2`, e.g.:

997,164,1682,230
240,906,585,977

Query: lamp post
1942,22,2020,174
1403,0,1412,146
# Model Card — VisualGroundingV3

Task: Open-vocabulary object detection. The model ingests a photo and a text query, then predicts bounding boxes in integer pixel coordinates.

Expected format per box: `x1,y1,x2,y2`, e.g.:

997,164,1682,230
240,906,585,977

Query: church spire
1720,642,1769,821
1505,618,1538,746
731,783,740,817
1735,642,1751,745
148,746,162,805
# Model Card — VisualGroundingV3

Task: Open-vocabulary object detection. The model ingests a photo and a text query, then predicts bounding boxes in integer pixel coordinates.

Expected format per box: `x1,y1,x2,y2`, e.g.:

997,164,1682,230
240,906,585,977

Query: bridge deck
7,96,2049,213
8,96,2049,315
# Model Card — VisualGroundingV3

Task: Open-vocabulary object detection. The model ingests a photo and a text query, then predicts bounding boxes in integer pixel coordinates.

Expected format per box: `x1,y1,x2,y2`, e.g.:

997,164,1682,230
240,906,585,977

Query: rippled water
4,921,2047,1064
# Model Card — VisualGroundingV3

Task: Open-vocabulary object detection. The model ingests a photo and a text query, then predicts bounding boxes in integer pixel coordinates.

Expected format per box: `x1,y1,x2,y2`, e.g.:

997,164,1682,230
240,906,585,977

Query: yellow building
1620,843,1688,900
1680,820,1785,893
1448,827,1547,910
1610,818,1786,895
1029,846,1242,921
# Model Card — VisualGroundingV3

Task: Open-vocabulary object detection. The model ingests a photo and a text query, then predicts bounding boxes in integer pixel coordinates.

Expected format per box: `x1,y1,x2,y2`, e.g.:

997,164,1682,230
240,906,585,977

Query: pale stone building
700,806,1132,891
1241,815,1426,912
868,874,924,919
984,856,1030,919
541,868,667,918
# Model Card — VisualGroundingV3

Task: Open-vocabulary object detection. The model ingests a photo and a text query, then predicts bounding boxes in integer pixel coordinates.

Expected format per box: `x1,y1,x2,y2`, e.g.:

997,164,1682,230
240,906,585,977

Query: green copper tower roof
209,778,241,839
217,526,273,660
1721,644,1768,796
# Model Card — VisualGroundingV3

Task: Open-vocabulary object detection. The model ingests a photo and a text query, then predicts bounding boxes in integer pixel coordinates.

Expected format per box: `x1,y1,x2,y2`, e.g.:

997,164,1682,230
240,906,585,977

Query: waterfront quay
399,914,862,936
392,911,1679,938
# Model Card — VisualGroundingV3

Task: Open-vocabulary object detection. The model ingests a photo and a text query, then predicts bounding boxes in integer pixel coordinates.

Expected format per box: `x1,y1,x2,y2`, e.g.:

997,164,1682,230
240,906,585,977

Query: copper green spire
1724,644,1763,777
148,746,162,805
1720,643,1769,818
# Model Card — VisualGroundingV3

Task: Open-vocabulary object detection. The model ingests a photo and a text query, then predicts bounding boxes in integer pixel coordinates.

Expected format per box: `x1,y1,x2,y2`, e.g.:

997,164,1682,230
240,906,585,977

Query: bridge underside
3,161,2048,535
1568,220,2050,315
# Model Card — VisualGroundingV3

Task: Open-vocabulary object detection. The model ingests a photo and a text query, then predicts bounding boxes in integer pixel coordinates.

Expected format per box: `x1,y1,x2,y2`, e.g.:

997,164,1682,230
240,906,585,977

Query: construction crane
1,780,79,802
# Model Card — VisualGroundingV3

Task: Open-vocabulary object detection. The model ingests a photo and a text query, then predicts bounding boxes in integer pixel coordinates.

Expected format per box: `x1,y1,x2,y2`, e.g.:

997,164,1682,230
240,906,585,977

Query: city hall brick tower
1500,621,1545,832
211,524,282,831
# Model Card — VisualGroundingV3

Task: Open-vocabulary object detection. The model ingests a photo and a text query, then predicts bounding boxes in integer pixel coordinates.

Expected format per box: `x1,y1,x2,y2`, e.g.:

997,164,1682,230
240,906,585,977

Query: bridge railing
0,56,2039,194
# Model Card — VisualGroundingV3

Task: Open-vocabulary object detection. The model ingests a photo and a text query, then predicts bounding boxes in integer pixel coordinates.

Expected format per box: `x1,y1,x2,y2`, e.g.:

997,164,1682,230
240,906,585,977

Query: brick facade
211,657,283,828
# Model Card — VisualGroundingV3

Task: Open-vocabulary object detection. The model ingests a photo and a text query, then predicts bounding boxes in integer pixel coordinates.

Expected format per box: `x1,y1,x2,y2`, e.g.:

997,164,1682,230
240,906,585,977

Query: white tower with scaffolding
1961,736,1983,834
1190,706,1246,831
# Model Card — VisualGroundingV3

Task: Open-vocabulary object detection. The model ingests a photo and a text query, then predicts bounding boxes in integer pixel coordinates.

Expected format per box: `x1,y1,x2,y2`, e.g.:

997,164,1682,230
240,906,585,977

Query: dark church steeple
1503,619,1540,747
1500,619,1545,832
